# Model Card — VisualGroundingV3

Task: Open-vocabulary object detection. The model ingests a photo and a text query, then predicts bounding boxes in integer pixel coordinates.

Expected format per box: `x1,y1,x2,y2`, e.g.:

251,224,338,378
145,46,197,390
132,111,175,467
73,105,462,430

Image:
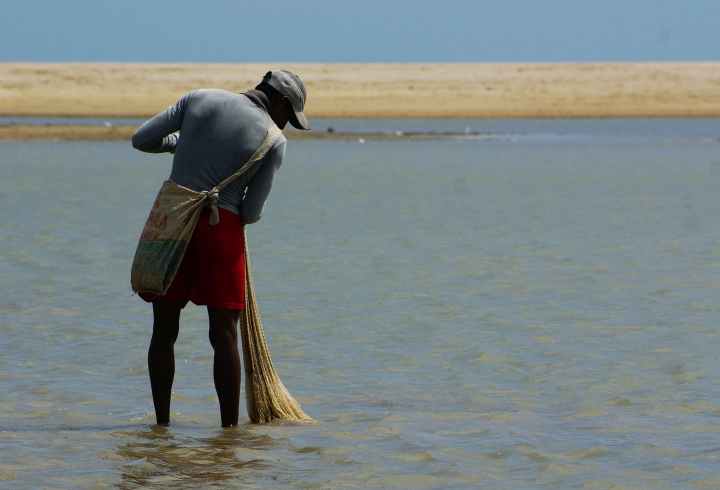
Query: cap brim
290,110,310,130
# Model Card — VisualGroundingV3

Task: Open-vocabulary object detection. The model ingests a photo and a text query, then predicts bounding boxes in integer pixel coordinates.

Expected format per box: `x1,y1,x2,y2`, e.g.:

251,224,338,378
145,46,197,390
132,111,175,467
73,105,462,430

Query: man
131,70,309,427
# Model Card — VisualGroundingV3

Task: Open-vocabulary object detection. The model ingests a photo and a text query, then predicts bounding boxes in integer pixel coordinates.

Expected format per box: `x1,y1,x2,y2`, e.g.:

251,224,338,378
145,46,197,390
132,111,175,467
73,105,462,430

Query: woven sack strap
204,124,282,225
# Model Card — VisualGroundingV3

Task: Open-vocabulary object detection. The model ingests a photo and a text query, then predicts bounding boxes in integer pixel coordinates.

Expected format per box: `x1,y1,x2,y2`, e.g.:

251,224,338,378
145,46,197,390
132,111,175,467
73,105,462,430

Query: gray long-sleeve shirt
132,89,287,224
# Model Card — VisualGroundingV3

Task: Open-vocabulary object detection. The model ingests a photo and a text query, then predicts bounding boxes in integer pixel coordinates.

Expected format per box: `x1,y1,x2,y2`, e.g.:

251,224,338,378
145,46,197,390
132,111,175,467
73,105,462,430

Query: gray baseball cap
263,69,310,130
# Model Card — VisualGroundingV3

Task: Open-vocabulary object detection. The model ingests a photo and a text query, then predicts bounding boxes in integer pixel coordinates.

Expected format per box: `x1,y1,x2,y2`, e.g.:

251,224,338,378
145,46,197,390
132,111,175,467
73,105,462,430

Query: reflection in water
111,426,288,489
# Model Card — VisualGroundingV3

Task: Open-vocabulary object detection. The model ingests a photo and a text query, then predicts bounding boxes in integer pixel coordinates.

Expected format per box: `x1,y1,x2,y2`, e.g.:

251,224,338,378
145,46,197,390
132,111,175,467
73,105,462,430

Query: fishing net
241,230,312,423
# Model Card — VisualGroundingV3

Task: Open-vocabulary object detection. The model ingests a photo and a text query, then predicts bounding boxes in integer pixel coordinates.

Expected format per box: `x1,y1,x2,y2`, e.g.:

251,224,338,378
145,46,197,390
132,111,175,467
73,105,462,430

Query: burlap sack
131,125,282,295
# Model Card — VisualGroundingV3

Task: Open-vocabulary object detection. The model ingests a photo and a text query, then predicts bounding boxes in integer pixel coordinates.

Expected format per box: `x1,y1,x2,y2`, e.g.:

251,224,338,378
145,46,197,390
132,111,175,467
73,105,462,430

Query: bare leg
148,301,183,425
207,307,242,427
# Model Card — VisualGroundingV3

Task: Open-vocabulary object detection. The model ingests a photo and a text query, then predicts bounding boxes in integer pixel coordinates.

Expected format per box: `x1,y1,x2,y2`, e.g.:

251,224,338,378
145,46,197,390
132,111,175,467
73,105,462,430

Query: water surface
1,119,720,488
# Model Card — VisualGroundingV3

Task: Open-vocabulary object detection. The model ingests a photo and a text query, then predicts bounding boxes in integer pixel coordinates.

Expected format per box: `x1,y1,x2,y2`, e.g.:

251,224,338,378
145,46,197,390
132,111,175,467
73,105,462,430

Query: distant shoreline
0,124,505,141
1,62,719,120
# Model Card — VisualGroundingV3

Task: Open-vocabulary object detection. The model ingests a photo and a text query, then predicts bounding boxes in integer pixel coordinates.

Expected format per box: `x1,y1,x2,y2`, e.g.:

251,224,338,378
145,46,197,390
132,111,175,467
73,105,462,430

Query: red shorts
139,207,245,310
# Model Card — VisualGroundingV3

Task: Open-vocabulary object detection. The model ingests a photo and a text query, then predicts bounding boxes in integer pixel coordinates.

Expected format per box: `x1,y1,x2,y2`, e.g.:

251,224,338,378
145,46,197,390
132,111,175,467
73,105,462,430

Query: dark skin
268,94,296,130
147,93,296,428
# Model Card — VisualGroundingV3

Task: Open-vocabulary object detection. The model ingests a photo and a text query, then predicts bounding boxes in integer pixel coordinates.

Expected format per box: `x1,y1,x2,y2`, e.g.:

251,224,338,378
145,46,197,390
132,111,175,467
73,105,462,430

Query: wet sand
0,124,137,141
0,124,494,141
1,62,719,122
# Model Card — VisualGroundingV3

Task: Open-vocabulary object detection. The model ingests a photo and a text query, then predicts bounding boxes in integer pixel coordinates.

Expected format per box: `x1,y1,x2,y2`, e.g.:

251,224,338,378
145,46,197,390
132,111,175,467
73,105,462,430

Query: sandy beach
1,62,719,122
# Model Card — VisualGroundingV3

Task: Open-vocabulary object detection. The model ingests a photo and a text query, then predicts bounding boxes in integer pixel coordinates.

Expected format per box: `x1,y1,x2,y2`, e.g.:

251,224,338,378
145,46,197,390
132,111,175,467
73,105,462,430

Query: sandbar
1,62,719,122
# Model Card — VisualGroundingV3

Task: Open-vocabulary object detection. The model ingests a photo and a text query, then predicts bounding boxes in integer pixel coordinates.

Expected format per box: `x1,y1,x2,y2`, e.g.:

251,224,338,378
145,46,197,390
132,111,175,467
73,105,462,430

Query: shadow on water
109,425,292,489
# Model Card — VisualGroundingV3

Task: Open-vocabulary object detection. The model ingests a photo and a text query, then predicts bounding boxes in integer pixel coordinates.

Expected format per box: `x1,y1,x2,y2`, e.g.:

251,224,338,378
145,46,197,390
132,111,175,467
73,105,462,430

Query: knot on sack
206,187,220,225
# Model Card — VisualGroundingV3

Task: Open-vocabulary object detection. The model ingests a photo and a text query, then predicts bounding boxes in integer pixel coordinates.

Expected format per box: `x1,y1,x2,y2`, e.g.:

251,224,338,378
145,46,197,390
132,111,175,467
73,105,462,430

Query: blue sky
0,0,717,63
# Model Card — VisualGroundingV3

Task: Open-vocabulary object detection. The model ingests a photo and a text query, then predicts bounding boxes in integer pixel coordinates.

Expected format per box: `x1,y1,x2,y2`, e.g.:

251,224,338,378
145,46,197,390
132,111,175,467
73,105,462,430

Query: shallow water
2,119,720,488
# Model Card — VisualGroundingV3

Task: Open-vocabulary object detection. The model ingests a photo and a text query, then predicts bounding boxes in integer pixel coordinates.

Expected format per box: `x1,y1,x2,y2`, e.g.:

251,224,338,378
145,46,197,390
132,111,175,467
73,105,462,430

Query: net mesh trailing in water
241,230,312,424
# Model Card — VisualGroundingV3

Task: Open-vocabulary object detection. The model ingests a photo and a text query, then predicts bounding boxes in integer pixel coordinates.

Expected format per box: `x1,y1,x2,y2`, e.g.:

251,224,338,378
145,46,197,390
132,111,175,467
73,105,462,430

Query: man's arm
131,90,197,153
240,139,287,224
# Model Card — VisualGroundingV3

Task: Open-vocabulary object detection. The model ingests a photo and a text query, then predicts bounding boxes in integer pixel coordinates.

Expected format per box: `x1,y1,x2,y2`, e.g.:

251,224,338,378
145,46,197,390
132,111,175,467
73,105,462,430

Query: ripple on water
2,130,720,487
